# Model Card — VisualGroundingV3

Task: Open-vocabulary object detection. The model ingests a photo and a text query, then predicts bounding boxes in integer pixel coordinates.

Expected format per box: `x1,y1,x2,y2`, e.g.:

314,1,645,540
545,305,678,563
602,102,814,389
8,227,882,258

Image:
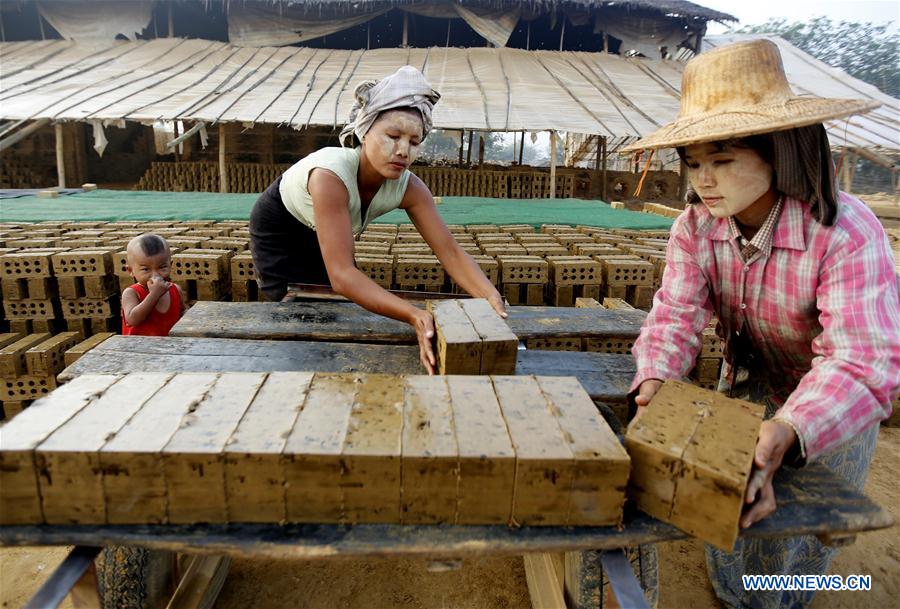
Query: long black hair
677,124,839,226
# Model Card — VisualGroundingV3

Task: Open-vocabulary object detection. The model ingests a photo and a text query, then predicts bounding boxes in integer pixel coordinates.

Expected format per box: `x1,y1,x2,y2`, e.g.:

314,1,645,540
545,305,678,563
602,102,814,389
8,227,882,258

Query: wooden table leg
523,552,566,608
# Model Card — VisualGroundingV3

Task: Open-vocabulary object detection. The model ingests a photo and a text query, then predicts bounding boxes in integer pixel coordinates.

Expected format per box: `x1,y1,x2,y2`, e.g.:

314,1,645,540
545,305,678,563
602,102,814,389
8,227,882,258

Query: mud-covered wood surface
58,336,637,403
169,302,646,343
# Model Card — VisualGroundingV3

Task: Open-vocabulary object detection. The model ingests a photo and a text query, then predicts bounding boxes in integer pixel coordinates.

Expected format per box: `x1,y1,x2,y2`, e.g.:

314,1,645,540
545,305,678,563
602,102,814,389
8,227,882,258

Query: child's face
127,249,171,286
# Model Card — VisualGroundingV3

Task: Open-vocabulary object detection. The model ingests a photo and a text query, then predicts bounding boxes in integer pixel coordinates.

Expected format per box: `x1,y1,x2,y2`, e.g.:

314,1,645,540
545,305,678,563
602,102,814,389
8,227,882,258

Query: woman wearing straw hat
624,40,899,608
249,65,505,373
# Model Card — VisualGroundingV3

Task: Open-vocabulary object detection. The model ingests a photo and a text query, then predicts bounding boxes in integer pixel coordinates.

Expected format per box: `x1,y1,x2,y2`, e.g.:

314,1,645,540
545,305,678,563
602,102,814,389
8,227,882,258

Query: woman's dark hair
676,124,838,226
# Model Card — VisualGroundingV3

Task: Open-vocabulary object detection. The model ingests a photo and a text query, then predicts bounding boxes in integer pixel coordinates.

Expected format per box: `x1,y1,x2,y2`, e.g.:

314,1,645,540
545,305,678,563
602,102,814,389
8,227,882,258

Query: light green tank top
279,146,411,235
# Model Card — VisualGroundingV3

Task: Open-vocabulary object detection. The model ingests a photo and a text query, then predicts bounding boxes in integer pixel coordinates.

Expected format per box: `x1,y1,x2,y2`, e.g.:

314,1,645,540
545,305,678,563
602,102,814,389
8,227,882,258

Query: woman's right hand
409,308,437,375
630,378,663,427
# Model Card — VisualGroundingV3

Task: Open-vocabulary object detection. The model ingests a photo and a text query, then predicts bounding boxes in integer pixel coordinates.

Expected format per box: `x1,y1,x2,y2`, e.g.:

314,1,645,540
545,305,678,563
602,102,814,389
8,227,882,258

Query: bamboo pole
166,122,205,150
549,130,557,198
55,123,66,188
458,131,464,166
559,18,566,51
0,118,51,152
601,136,608,201
478,134,485,167
594,136,602,171
466,131,473,165
519,132,525,165
168,1,174,37
219,123,228,193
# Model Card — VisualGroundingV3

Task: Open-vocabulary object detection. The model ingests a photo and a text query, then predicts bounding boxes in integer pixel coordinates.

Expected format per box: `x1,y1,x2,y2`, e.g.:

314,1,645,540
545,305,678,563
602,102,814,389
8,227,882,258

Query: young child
121,233,186,336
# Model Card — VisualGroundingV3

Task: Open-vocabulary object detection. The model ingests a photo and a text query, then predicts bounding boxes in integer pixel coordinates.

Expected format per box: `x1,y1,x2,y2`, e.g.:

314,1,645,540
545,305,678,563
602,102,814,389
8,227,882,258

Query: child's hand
147,274,169,298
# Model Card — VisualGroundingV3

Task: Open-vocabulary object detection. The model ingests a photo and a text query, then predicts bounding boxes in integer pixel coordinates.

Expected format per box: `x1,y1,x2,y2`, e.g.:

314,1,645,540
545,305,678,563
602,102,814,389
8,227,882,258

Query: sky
701,0,899,34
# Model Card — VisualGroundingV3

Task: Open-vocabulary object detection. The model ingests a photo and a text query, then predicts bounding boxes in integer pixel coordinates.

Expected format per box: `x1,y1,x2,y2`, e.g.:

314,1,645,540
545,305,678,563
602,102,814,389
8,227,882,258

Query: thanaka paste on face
365,110,423,171
686,143,774,220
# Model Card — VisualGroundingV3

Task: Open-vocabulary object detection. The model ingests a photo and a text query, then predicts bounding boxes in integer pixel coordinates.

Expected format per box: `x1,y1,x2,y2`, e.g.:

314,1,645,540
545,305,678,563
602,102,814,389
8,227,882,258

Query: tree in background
737,17,899,98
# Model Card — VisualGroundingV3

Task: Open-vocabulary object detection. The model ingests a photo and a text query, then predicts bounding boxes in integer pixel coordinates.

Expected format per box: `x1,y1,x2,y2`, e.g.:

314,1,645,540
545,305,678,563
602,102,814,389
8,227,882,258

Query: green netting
0,190,673,230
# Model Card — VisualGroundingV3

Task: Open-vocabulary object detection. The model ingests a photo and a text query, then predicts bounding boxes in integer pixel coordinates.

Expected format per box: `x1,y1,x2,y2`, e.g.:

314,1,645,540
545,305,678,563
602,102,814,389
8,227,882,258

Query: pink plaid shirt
631,192,900,461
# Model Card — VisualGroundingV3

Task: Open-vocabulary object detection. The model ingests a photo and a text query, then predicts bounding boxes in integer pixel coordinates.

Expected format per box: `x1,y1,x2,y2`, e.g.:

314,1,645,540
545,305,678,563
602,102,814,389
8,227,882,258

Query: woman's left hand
740,420,797,528
486,290,508,318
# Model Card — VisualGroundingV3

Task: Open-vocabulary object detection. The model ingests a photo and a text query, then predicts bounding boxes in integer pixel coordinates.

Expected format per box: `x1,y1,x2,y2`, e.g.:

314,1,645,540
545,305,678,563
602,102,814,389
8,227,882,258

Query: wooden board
169,302,645,343
3,372,628,527
58,337,637,404
624,380,764,551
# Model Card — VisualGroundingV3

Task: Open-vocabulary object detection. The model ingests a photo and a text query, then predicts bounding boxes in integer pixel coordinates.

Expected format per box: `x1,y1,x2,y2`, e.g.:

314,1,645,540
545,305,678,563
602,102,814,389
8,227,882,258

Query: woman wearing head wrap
623,40,898,609
250,66,505,373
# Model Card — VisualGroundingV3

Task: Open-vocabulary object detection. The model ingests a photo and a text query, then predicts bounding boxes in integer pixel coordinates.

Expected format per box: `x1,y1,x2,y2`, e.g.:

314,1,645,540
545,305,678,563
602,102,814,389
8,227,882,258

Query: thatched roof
2,35,894,154
252,0,737,22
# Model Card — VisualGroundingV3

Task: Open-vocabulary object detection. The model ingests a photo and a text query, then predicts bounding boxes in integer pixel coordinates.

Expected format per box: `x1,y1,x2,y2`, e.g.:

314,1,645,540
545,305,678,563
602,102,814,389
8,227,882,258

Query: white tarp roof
1,35,896,151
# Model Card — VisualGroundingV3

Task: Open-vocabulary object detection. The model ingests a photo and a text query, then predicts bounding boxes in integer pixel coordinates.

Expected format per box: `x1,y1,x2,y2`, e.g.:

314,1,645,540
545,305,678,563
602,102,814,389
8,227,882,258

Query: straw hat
622,39,880,152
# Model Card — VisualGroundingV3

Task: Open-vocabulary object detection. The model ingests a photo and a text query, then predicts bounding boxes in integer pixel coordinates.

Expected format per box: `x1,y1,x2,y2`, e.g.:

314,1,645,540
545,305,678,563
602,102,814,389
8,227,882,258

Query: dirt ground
2,428,897,609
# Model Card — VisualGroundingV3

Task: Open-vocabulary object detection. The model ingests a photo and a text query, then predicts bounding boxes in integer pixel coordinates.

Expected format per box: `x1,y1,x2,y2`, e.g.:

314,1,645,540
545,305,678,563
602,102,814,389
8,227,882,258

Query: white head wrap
339,65,440,148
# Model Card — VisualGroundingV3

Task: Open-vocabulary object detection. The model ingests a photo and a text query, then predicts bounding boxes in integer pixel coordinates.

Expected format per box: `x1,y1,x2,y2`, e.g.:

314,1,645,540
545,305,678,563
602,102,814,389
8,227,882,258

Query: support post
478,134,485,167
219,123,228,193
55,123,66,188
594,136,602,172
519,132,525,165
549,130,557,198
168,1,174,37
559,18,566,51
402,12,408,48
526,22,531,51
466,131,473,165
458,131,464,166
513,132,518,164
601,136,608,201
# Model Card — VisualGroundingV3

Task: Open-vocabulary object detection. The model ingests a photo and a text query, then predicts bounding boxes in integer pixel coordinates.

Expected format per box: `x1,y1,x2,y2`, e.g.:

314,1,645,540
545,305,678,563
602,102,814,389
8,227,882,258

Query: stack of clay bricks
690,321,725,390
171,248,234,304
1,248,64,335
390,225,445,292
0,331,79,419
52,248,121,337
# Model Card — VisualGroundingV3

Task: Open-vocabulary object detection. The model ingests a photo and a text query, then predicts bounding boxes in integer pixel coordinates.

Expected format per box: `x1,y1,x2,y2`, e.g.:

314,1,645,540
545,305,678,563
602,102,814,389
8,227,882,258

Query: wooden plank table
59,336,636,404
169,301,647,344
